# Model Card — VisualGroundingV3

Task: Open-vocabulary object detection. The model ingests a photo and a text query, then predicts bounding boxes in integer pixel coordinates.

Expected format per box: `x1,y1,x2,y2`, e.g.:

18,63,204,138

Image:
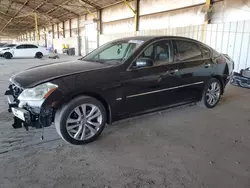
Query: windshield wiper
81,58,121,65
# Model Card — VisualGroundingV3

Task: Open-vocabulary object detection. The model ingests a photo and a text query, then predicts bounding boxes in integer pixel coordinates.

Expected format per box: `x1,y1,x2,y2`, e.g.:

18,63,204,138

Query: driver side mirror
135,57,153,68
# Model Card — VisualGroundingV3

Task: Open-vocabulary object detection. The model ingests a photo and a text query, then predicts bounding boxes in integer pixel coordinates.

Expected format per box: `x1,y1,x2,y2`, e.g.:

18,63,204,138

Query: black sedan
5,36,234,145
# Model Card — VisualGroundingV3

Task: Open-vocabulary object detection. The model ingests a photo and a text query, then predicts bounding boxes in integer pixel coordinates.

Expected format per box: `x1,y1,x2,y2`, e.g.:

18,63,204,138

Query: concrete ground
0,56,250,188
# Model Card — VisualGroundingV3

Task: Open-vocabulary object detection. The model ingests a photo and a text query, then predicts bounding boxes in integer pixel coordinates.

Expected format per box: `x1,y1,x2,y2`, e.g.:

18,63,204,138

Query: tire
4,52,13,59
55,96,107,145
198,78,222,108
35,52,43,59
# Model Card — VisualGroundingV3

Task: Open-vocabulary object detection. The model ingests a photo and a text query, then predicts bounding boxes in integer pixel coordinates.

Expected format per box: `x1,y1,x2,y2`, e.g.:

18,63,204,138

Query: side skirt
113,98,198,124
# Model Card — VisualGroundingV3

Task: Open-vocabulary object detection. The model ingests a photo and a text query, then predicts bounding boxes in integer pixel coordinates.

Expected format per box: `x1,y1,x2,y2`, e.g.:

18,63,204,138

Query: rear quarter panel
39,47,49,55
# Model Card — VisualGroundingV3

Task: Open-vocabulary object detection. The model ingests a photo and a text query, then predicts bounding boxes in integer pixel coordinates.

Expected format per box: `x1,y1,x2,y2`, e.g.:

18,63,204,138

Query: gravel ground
0,56,250,188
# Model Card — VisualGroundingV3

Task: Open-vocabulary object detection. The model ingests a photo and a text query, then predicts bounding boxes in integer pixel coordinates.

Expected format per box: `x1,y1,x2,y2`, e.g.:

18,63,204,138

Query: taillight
215,55,226,64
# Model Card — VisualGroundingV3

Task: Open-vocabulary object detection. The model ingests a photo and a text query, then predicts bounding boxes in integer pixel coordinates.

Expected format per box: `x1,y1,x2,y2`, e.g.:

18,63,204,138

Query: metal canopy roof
0,0,121,36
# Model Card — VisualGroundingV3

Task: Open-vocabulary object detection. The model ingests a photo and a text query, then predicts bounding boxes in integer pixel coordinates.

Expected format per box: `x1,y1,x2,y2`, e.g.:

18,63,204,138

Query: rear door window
175,40,202,61
16,45,26,49
27,45,38,48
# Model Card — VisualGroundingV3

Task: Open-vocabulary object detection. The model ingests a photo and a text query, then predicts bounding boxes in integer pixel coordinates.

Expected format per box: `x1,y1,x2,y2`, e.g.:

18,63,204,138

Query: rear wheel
4,52,13,59
199,78,222,108
55,96,106,145
35,52,43,59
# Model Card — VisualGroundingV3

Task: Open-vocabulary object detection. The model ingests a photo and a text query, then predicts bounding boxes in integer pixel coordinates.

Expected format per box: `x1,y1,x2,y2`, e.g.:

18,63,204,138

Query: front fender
41,89,65,109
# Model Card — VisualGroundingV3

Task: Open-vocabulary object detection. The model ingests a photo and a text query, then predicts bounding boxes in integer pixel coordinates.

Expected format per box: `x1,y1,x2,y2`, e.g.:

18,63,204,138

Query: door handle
160,69,179,78
166,69,179,75
204,63,211,68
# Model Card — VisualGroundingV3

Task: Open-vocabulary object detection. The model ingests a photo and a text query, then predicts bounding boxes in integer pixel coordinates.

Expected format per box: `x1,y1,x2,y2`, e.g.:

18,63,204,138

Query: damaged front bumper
5,84,54,130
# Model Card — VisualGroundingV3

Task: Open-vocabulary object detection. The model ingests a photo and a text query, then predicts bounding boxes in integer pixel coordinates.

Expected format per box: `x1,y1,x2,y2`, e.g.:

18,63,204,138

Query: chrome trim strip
126,81,204,98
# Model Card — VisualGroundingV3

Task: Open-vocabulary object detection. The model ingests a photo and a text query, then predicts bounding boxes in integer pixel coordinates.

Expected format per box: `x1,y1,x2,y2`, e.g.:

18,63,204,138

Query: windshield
83,39,144,64
3,44,16,47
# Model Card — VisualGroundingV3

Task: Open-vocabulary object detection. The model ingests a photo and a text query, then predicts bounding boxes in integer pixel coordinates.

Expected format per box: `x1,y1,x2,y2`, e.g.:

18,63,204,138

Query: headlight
18,82,58,101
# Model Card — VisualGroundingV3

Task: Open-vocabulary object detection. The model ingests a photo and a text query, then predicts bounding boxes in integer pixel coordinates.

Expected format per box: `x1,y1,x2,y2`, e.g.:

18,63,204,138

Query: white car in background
1,44,49,59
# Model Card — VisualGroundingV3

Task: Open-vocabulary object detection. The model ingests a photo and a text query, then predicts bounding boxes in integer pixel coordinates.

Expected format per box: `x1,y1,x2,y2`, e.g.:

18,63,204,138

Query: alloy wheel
66,104,102,141
206,82,221,106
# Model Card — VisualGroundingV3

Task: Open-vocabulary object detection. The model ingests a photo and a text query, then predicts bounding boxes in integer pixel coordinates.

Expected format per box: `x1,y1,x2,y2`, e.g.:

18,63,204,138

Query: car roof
114,36,202,44
18,44,37,45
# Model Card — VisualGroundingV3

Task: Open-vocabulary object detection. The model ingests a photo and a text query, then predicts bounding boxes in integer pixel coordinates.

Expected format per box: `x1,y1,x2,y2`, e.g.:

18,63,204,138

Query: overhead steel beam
6,1,13,13
0,12,12,21
46,0,79,16
0,3,15,12
78,0,97,18
56,11,71,18
123,0,136,14
0,17,9,22
12,1,60,22
0,0,29,33
0,10,12,18
78,0,100,9
123,0,138,31
11,1,62,32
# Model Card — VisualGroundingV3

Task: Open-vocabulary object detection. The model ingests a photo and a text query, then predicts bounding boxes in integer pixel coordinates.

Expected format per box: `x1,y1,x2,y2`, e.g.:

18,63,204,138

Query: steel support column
77,16,81,56
57,23,59,39
99,9,103,35
34,13,39,43
44,27,47,47
123,0,138,32
203,0,212,42
69,19,72,37
135,0,140,31
62,22,65,38
52,24,55,39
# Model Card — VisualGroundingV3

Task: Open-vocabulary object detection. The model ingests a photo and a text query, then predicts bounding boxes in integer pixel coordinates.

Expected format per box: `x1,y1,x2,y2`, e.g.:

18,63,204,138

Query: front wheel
4,52,13,59
199,78,222,108
55,96,106,145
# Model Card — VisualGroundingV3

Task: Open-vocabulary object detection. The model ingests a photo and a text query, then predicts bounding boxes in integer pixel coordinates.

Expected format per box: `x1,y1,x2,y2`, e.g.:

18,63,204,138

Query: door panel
118,64,182,117
26,45,38,57
173,40,213,100
177,60,212,99
116,39,193,118
13,45,26,57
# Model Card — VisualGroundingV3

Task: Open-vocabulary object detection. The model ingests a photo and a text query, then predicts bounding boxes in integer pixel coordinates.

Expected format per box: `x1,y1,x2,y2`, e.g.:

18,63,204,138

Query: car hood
11,60,113,88
0,47,7,51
